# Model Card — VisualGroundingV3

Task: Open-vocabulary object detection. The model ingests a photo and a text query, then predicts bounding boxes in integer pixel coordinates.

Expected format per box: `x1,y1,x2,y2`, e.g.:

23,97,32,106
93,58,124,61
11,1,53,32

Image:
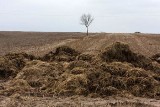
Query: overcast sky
0,0,160,33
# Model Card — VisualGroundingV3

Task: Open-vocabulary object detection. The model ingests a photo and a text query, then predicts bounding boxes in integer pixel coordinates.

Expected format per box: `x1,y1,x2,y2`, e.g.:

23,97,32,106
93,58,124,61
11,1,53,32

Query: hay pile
44,60,92,95
0,43,159,98
100,42,137,62
0,60,64,96
15,60,63,89
0,53,35,79
99,62,159,97
5,53,35,69
50,73,88,96
0,79,31,96
100,42,159,73
43,61,159,98
77,54,93,62
151,53,160,63
43,46,80,62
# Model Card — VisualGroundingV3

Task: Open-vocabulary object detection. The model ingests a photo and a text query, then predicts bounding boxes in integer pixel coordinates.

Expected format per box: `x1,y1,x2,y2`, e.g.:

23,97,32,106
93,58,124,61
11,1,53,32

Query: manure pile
0,42,160,98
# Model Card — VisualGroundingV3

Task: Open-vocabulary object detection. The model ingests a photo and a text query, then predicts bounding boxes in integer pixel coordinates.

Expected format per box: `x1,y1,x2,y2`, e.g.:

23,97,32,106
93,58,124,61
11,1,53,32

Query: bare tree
80,14,94,36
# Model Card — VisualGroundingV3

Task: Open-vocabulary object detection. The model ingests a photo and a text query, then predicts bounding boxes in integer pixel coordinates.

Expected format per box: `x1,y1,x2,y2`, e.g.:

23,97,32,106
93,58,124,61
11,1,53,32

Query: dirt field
0,31,84,56
0,31,160,107
0,31,160,57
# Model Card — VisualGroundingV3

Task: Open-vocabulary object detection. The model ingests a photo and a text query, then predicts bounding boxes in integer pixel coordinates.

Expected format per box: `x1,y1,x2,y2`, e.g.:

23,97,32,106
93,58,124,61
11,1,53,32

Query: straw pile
0,43,159,98
0,53,35,79
43,46,80,62
151,53,160,63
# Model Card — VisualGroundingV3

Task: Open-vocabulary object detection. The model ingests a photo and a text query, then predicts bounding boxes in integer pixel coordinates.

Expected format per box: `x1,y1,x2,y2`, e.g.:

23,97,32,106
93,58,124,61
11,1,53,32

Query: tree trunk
87,27,88,36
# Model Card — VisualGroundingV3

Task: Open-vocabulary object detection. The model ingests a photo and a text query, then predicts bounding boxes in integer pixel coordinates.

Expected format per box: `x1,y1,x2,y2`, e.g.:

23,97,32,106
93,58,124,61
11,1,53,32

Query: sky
0,0,160,33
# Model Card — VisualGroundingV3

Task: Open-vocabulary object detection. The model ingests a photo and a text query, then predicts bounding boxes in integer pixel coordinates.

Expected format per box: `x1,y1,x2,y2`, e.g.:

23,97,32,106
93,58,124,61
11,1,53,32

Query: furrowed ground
0,32,160,57
0,31,160,107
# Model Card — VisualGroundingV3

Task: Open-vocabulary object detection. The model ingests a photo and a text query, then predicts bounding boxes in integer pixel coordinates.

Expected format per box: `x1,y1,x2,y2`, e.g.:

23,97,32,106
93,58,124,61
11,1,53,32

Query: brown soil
0,32,160,107
0,96,159,107
0,32,160,57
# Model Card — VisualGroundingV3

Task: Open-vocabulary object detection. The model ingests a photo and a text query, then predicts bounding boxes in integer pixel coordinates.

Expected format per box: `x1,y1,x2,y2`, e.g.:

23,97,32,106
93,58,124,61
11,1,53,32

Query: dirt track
0,96,160,107
67,33,160,57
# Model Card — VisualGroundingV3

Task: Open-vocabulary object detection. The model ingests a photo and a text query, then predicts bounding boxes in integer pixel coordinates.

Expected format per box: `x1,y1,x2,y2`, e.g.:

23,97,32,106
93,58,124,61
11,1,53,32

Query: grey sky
0,0,160,33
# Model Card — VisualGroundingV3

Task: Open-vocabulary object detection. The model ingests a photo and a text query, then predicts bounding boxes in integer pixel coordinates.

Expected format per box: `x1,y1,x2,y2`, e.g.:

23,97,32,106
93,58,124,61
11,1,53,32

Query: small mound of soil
55,46,80,56
100,42,137,62
100,42,156,72
43,46,80,62
77,54,93,61
70,67,86,75
67,60,91,70
151,53,160,63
